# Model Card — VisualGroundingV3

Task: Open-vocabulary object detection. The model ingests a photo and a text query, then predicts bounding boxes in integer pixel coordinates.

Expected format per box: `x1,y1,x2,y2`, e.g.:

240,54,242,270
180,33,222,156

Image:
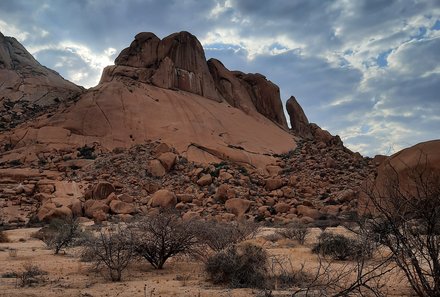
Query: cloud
0,0,438,157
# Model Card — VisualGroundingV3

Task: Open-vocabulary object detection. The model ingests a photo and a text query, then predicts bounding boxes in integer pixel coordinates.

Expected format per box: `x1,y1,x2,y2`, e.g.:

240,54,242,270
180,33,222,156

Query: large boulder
225,198,252,217
150,189,177,208
286,96,312,138
109,200,136,215
92,182,115,200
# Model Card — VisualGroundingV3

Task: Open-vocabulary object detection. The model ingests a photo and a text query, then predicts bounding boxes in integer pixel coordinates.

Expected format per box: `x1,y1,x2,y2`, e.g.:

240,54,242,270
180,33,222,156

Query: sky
0,0,439,157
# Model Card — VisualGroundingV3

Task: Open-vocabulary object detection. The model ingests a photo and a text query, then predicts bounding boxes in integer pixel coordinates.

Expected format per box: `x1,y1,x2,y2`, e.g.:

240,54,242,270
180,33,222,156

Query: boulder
265,178,285,191
147,160,166,177
157,152,177,172
150,189,177,208
225,198,252,217
296,205,321,220
286,96,312,138
214,184,230,202
92,182,115,200
197,174,212,186
37,203,73,222
109,200,136,214
84,199,110,218
274,202,291,213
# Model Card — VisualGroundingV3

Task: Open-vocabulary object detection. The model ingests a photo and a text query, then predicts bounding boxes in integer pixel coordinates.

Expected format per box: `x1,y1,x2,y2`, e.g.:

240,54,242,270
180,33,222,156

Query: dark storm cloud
0,0,439,156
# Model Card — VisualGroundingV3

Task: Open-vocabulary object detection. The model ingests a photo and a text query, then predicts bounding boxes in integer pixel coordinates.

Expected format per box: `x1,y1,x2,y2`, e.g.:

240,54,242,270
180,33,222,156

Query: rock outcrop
0,32,82,131
0,31,295,169
286,96,312,138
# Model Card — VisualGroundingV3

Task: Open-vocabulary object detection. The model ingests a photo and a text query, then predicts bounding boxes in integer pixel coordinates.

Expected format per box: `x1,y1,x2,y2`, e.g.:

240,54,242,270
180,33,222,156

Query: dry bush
267,255,314,290
361,153,440,297
82,226,135,281
276,223,309,245
16,263,48,287
38,217,82,254
0,230,9,243
312,232,370,261
131,211,199,269
205,243,268,288
196,220,259,252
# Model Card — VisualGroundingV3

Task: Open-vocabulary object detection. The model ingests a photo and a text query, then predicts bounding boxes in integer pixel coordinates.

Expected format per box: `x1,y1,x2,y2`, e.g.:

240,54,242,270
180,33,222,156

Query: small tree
196,220,259,252
205,243,268,288
82,226,135,281
277,222,309,245
131,211,198,269
361,152,440,297
40,217,81,254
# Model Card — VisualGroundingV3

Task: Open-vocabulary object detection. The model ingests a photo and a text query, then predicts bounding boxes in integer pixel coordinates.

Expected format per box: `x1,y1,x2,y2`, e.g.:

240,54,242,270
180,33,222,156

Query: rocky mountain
0,32,83,131
0,30,437,228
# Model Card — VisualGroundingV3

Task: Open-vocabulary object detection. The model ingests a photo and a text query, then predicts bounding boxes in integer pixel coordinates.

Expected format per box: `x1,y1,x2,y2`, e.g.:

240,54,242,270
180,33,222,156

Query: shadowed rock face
0,32,82,131
286,96,312,138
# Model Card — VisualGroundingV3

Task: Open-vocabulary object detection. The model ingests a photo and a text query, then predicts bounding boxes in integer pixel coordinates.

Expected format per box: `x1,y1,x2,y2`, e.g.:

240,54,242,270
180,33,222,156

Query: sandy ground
0,227,412,297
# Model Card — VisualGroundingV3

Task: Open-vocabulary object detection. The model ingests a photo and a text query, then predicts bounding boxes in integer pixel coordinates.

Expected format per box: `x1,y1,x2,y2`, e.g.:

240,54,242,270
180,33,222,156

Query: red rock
109,200,136,215
214,184,230,202
92,182,115,200
265,178,285,191
157,152,177,172
274,202,291,213
286,96,312,138
147,160,166,177
225,198,252,217
296,205,321,220
84,200,110,218
150,189,177,208
197,174,212,186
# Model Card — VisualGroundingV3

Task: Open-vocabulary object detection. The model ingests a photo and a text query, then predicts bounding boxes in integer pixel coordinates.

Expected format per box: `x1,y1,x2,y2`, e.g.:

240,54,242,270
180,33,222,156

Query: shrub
205,243,268,288
312,232,368,261
196,220,259,252
81,226,135,281
0,230,9,243
131,211,199,269
16,263,47,287
39,217,82,254
276,223,309,245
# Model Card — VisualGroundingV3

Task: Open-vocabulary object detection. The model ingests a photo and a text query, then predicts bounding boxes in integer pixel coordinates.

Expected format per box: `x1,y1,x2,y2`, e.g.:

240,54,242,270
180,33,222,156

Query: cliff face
0,31,296,169
0,32,83,131
101,31,288,129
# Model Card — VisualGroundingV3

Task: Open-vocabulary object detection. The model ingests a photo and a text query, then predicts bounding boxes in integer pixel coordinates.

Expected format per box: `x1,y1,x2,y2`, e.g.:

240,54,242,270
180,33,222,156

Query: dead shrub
81,226,135,281
312,232,371,261
0,230,9,243
38,217,82,254
196,220,259,252
276,223,309,245
131,211,199,269
205,243,268,288
16,263,48,287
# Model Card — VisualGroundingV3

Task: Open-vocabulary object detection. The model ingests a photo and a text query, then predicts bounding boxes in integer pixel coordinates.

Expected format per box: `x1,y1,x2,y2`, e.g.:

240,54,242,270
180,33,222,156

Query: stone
296,205,321,220
147,160,166,177
84,200,110,219
225,198,252,217
286,96,312,138
37,203,73,222
176,194,194,203
92,182,115,200
157,152,177,172
274,202,291,213
150,189,177,208
214,184,230,202
109,200,136,214
197,174,212,186
70,199,83,217
265,178,285,191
